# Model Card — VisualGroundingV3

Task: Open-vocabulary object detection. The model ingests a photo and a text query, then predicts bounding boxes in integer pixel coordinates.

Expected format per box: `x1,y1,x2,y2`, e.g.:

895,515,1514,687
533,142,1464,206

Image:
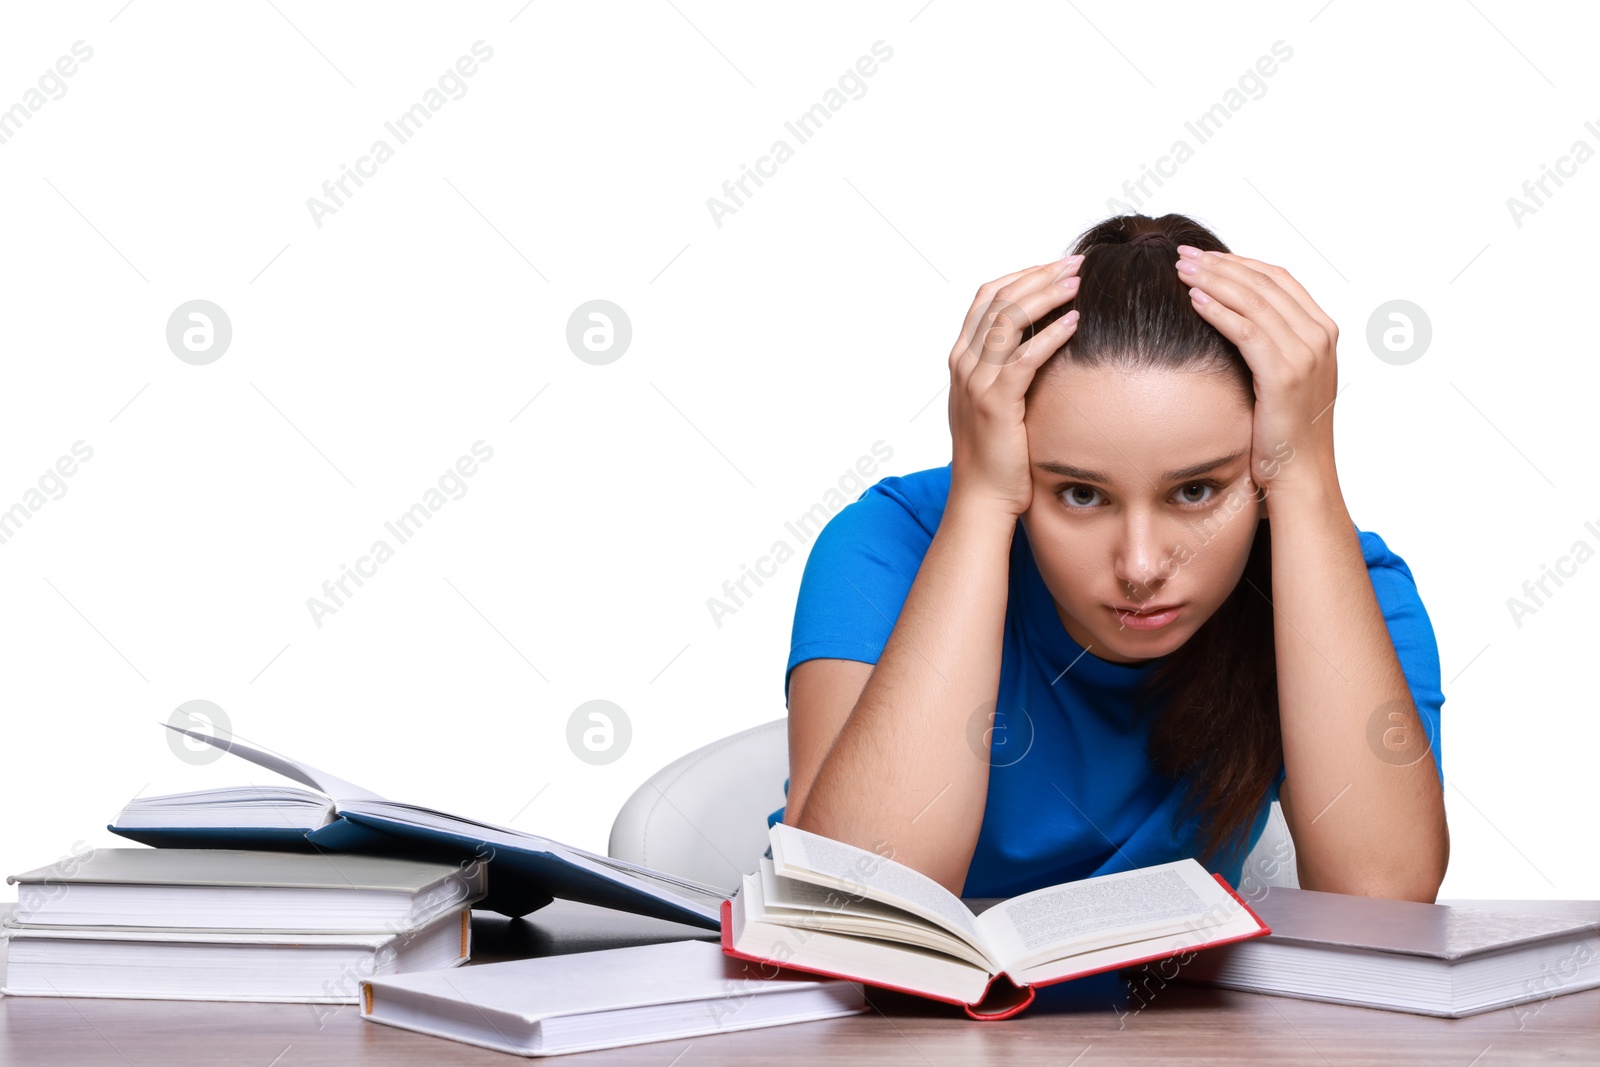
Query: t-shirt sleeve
783,480,941,707
1359,530,1446,788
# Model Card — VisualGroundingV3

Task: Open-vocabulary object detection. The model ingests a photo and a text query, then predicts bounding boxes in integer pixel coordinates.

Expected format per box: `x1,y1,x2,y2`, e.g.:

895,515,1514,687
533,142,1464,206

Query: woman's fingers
1011,305,1080,380
945,256,1083,518
952,257,1081,372
952,258,1074,352
1201,251,1339,341
1178,250,1327,361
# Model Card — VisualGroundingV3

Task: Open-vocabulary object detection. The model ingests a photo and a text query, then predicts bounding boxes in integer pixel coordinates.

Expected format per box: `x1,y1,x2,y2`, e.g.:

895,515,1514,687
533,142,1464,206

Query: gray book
360,938,868,1057
1171,886,1600,1017
5,848,486,932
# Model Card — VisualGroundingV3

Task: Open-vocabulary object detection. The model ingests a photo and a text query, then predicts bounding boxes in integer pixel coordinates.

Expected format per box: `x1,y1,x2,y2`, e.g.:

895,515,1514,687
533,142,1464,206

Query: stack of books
2,848,486,1002
0,722,873,1052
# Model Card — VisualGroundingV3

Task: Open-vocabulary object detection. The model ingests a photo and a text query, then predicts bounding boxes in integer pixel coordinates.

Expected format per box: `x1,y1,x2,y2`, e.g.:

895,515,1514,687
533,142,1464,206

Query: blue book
108,725,726,928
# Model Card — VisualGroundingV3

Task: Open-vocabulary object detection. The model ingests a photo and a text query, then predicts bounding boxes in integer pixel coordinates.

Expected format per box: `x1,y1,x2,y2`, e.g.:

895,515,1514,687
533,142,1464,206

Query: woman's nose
1114,517,1174,595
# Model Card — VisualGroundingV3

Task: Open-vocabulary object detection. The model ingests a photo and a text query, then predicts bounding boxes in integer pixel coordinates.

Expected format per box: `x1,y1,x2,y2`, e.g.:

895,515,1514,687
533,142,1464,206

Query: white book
2,907,472,1002
5,848,485,932
360,938,868,1057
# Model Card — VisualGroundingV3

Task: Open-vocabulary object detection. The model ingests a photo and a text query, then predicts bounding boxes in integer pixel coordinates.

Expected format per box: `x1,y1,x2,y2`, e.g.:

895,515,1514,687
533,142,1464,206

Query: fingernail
1176,245,1202,259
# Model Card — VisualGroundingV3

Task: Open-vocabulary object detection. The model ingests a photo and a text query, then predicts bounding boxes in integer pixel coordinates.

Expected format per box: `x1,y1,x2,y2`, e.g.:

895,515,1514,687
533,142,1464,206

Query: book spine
962,973,1036,1020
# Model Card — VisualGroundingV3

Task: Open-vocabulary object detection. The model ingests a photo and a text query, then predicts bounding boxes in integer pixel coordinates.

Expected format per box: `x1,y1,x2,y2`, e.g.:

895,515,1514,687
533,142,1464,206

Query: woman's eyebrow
1033,451,1247,483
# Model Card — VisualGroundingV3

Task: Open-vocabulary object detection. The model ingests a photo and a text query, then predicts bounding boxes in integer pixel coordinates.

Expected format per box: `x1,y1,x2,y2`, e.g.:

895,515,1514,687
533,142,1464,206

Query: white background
1,1,1595,902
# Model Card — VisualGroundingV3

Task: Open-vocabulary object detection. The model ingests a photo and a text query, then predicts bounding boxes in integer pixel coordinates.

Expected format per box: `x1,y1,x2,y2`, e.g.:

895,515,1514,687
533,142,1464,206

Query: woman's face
1019,362,1265,665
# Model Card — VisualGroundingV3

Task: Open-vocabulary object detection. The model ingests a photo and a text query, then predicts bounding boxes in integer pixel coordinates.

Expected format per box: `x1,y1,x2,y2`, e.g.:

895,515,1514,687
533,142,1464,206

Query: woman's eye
1175,482,1216,506
1059,485,1104,508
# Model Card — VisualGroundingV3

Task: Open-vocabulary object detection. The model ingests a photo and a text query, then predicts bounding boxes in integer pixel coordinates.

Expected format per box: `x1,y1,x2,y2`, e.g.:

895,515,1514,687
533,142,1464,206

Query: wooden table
2,898,1596,1065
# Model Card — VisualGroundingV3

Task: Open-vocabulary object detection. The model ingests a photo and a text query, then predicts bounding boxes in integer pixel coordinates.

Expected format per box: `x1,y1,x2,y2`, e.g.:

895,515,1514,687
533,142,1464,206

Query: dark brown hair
1020,212,1280,874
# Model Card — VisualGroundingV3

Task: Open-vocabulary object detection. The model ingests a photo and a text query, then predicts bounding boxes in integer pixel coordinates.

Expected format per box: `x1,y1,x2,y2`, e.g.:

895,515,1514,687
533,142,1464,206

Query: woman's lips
1108,604,1183,630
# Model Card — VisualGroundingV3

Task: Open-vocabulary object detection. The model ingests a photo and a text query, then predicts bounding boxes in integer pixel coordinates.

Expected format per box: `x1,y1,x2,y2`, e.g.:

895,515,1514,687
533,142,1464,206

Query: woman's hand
947,255,1084,518
1174,247,1341,504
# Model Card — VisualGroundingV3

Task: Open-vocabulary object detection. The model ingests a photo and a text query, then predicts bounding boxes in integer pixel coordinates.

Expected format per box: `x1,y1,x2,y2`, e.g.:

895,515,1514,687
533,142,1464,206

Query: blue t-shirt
768,462,1445,897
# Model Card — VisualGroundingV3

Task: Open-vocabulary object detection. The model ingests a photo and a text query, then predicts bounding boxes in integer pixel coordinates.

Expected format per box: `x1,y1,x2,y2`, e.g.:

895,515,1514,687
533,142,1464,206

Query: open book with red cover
721,822,1269,1020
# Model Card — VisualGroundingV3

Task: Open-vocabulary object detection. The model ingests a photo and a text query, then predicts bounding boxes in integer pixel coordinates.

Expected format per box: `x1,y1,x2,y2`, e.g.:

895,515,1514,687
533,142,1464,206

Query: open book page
769,823,998,968
1009,899,1265,987
116,786,337,829
758,858,993,970
163,724,386,802
973,859,1247,975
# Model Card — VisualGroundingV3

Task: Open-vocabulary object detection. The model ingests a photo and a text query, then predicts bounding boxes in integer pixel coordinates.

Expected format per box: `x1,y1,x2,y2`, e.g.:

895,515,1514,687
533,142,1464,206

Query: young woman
769,212,1448,903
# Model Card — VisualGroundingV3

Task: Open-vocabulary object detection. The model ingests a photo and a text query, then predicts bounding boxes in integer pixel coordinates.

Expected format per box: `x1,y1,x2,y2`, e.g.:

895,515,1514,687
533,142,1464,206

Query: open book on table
107,724,729,927
721,821,1270,1020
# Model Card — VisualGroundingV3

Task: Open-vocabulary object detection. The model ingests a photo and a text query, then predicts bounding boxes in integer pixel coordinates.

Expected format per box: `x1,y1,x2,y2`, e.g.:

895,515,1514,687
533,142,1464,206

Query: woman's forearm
1265,474,1449,901
793,497,1017,895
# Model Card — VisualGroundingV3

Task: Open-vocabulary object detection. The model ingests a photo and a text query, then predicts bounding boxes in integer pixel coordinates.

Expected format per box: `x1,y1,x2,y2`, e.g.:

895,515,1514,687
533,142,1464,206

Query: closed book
2,906,472,1002
360,938,868,1057
721,822,1269,1021
110,724,729,926
6,848,485,932
1173,886,1600,1017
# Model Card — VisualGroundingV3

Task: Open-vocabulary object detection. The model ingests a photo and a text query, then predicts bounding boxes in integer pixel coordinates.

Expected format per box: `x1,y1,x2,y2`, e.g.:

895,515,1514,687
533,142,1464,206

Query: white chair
608,718,789,893
608,716,1298,894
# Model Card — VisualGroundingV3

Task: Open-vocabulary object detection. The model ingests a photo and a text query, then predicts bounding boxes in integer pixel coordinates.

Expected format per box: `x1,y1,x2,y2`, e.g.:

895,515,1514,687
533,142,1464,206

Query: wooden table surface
2,897,1596,1065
